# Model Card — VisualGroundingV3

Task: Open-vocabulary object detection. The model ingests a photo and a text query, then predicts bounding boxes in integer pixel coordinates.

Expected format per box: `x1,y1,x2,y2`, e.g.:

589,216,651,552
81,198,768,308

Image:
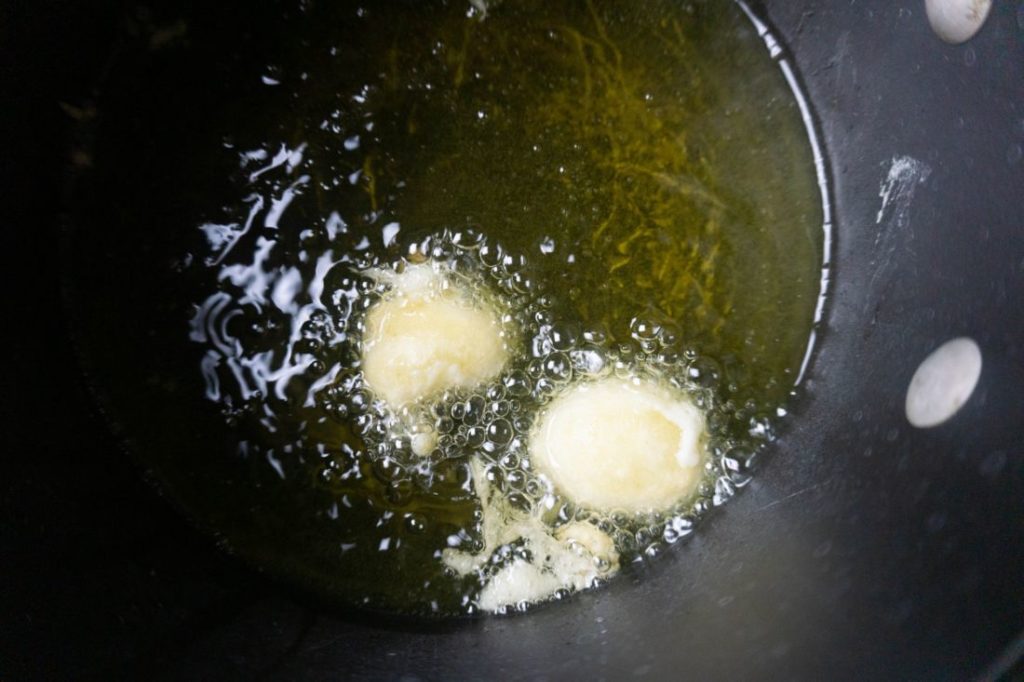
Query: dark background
3,1,1024,679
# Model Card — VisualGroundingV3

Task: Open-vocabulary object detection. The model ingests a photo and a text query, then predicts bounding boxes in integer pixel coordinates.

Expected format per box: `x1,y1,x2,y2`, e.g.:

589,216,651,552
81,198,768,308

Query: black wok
3,0,1023,679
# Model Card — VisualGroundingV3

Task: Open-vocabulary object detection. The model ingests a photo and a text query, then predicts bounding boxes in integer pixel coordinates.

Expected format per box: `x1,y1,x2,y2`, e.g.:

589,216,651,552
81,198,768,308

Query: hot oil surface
70,0,825,616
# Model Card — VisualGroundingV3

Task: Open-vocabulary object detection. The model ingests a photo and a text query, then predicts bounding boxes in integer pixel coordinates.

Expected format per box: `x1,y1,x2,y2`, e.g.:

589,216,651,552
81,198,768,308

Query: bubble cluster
314,229,542,457
190,209,782,610
323,230,784,567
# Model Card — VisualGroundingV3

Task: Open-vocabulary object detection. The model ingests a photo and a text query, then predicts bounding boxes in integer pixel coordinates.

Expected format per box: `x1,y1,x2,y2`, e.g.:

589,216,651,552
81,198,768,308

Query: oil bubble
486,419,514,446
548,322,579,351
543,353,573,382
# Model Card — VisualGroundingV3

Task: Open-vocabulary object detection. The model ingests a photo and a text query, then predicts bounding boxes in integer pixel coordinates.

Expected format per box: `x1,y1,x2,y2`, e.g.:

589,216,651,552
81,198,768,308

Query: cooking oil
69,0,827,616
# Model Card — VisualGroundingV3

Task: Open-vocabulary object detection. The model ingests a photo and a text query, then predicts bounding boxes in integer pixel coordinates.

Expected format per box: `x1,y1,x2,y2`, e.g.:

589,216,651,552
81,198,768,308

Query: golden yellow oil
69,0,826,616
